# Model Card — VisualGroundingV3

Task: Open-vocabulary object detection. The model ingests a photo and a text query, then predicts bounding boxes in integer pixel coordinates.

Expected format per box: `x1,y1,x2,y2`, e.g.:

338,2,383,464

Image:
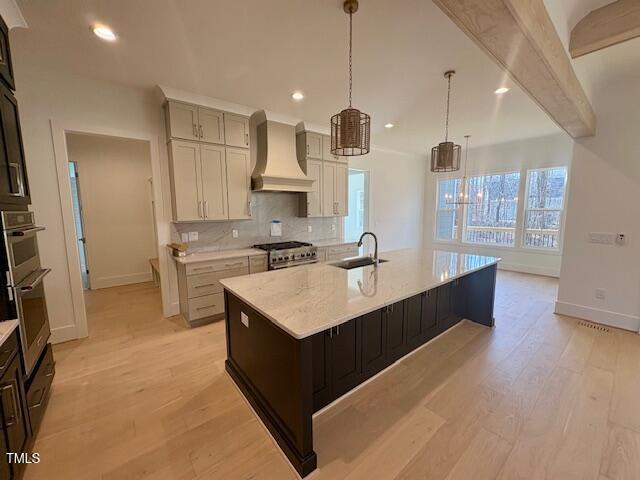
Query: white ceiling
12,0,569,154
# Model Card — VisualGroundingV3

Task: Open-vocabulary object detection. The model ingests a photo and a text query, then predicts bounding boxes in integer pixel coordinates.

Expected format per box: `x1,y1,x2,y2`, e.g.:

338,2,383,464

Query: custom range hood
251,110,314,192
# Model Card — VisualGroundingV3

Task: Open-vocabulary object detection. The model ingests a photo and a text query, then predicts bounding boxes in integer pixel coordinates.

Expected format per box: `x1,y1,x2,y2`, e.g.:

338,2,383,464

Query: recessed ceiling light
384,123,394,129
291,91,304,101
494,87,510,95
93,25,117,42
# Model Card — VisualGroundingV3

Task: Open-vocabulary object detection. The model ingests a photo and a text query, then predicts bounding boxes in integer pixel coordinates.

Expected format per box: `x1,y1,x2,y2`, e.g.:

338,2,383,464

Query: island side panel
464,264,497,327
224,290,317,477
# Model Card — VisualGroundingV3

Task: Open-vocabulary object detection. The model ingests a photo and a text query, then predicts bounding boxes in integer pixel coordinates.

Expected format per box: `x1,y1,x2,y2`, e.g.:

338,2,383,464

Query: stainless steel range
253,241,318,270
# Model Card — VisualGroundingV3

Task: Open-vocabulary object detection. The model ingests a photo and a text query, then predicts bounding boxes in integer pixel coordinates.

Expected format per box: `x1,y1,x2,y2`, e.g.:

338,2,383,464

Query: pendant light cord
349,9,353,107
444,74,451,142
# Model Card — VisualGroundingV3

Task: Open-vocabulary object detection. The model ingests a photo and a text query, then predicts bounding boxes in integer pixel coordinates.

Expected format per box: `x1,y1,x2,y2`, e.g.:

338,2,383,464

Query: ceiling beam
570,0,640,59
432,0,596,138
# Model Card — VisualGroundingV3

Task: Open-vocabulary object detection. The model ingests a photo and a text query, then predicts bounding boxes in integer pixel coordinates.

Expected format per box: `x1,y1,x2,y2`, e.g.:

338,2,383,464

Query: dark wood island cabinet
222,249,498,477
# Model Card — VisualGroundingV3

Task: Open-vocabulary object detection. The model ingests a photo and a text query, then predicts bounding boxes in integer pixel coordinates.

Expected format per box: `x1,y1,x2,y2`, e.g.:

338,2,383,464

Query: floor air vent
577,320,610,333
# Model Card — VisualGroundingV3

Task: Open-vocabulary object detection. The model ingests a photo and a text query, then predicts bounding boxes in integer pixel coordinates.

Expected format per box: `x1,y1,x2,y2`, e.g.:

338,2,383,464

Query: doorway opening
344,168,370,253
69,161,90,289
65,132,161,334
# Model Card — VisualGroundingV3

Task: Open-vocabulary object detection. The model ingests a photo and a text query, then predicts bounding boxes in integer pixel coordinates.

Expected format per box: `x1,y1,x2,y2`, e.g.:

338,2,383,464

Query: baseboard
50,324,83,344
91,272,153,290
498,262,559,278
554,301,640,332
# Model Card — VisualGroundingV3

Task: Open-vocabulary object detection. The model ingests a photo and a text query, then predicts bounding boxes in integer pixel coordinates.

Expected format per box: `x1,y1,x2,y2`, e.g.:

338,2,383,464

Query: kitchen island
220,249,499,477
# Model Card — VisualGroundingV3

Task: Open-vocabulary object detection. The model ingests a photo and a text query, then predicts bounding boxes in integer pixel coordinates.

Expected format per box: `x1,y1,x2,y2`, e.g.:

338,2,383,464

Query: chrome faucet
357,231,378,264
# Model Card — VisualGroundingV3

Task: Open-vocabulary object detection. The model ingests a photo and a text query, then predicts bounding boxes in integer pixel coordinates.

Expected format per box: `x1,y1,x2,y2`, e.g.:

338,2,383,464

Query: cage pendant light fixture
431,70,461,172
331,0,370,157
446,135,477,205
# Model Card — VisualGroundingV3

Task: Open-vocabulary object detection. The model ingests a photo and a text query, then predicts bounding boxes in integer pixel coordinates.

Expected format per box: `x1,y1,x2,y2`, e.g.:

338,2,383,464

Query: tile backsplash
172,192,340,252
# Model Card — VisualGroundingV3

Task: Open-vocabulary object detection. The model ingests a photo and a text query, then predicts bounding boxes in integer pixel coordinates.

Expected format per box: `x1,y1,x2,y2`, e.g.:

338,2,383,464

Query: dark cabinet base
225,263,497,478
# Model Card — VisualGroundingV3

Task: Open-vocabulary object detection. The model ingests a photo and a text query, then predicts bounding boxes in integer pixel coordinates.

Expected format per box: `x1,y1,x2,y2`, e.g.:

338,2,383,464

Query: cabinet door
198,107,225,144
322,162,337,217
224,113,250,148
451,277,466,320
200,144,228,220
0,85,29,204
386,301,406,363
421,289,438,341
226,147,252,219
405,294,423,350
311,330,333,412
167,101,199,141
0,419,10,480
0,356,28,458
321,135,334,161
362,309,386,379
170,141,203,221
335,163,348,216
304,159,323,217
0,15,15,90
331,318,362,398
305,132,323,159
437,283,456,332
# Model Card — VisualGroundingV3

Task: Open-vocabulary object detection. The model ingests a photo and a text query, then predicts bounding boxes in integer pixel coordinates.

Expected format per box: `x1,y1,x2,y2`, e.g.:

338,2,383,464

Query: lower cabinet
311,282,464,412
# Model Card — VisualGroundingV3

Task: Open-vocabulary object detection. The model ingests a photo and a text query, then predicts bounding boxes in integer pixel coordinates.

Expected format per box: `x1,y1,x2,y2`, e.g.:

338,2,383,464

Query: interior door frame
68,161,91,289
50,119,173,342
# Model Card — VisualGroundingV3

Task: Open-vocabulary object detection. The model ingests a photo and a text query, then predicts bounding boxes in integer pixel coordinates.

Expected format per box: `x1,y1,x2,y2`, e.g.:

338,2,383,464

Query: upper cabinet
0,82,29,205
297,130,348,218
166,101,238,146
224,113,250,148
198,107,225,144
0,15,15,91
165,100,252,222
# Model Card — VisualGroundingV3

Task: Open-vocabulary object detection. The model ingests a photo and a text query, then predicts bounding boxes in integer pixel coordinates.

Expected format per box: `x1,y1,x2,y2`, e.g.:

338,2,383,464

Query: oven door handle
17,268,51,292
10,226,46,237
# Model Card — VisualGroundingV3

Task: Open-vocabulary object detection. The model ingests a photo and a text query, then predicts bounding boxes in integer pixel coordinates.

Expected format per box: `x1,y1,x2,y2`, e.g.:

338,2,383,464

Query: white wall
349,147,425,252
556,77,640,332
14,62,178,343
423,134,574,277
66,134,156,289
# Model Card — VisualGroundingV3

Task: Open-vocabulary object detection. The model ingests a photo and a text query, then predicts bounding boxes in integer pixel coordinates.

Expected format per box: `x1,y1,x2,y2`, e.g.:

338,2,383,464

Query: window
344,169,369,242
464,172,520,246
523,167,567,249
435,178,461,241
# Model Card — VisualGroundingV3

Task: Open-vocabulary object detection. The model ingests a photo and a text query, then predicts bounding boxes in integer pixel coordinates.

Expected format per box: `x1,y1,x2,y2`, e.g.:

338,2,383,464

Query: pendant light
331,0,370,156
445,135,478,205
431,70,461,172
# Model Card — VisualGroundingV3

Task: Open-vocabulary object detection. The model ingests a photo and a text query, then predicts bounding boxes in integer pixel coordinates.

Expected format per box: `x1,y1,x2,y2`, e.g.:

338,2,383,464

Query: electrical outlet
181,233,189,243
595,288,606,300
616,233,626,245
188,231,199,242
232,229,239,238
308,225,312,233
331,223,336,232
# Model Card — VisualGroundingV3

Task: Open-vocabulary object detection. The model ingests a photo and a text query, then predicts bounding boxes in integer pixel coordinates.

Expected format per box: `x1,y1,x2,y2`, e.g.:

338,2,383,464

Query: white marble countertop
0,320,19,345
172,248,267,264
220,248,500,339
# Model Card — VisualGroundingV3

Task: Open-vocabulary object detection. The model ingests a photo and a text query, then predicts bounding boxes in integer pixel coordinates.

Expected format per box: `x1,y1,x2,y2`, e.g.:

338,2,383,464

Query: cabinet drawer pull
199,125,204,138
197,201,203,219
45,363,55,377
2,383,19,427
194,283,216,289
204,201,209,219
192,266,212,272
193,124,198,138
196,304,216,311
245,133,249,146
225,262,244,268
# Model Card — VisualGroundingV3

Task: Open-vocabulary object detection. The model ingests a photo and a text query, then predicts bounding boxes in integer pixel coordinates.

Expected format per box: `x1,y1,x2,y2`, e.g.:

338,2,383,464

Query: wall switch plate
308,225,312,233
241,312,249,328
331,223,336,232
232,229,239,238
595,288,606,300
188,231,199,242
589,232,614,245
181,233,189,243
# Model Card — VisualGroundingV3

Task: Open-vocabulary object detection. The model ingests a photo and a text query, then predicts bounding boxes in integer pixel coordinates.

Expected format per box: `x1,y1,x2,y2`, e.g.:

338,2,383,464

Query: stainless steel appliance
1,211,50,376
253,241,318,270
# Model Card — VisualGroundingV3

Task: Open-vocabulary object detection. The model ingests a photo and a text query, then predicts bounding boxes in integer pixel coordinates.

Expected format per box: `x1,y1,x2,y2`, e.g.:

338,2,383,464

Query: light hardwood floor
24,272,640,480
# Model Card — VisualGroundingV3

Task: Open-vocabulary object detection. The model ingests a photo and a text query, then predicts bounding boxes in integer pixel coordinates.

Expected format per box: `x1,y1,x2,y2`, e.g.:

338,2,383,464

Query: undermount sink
331,256,388,270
